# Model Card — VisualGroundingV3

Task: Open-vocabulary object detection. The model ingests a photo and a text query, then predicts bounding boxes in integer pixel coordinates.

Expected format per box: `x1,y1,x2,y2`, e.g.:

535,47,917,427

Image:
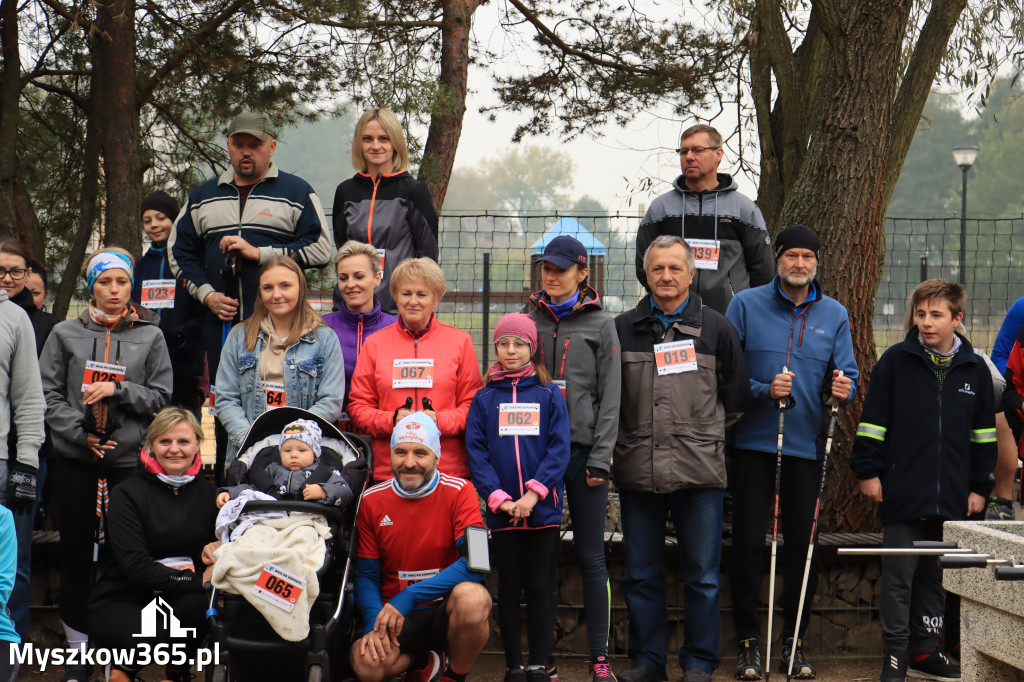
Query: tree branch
137,0,250,106
266,1,442,29
504,0,657,75
36,0,104,38
754,0,799,107
147,99,224,172
27,78,89,111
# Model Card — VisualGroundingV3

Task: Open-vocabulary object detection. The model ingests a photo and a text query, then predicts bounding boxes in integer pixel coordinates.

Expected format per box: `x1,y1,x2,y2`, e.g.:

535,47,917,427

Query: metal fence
428,213,1024,366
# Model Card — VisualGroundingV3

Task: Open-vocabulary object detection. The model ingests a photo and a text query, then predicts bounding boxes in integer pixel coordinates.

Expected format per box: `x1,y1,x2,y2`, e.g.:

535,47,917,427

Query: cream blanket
211,513,332,641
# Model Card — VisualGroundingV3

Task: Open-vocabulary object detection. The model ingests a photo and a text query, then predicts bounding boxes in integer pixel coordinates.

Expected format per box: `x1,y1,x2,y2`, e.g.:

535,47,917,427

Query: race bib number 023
654,340,698,375
81,360,127,392
252,563,306,612
498,403,541,436
392,358,434,388
140,279,175,309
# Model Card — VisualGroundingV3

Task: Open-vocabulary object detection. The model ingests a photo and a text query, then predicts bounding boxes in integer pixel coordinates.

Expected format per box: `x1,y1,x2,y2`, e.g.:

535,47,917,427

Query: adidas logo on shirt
379,515,394,527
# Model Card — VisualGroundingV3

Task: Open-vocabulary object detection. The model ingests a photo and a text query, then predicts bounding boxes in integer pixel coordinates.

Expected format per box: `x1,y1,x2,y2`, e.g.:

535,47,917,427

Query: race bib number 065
252,563,306,612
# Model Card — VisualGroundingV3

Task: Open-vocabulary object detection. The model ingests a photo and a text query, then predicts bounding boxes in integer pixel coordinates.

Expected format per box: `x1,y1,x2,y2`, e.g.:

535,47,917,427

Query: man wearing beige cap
169,111,333,482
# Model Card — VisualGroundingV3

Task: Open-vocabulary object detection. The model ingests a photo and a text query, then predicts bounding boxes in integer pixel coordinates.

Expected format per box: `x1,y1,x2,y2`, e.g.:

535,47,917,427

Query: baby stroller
205,407,371,682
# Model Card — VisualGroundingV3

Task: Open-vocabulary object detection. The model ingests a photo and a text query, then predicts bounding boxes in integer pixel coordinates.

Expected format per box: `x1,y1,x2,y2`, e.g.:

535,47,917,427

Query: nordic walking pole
765,366,794,682
787,371,842,681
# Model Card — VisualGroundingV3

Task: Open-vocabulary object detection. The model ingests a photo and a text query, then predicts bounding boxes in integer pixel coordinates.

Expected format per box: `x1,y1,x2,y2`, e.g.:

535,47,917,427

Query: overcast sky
446,0,759,213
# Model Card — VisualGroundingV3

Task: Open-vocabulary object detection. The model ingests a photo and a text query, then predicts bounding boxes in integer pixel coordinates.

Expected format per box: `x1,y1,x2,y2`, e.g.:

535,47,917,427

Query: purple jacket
322,298,396,412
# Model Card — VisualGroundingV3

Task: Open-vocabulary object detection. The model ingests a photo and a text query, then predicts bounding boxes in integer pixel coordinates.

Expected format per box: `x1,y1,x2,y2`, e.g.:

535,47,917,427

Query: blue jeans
619,487,723,673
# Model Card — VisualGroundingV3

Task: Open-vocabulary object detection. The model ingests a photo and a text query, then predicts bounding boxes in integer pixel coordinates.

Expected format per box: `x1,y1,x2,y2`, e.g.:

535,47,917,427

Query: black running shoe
907,650,960,681
880,648,909,682
780,638,816,679
734,637,762,680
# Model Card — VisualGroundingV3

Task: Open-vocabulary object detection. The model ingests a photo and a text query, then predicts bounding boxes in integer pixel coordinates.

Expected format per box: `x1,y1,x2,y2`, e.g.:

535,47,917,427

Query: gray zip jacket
635,173,773,314
0,290,45,468
40,306,173,468
529,287,621,478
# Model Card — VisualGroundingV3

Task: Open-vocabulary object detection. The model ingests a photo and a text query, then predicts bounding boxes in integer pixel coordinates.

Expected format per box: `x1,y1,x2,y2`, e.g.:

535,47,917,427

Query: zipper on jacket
512,378,525,501
413,335,419,404
936,388,942,515
357,317,365,356
367,173,382,245
559,337,570,378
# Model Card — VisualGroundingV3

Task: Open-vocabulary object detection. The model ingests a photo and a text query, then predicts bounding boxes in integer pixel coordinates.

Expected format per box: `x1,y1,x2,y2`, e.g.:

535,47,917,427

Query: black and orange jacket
331,171,439,314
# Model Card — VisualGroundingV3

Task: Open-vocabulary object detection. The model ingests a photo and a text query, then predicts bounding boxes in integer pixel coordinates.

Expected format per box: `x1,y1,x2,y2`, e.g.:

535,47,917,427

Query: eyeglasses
676,146,721,156
0,268,28,280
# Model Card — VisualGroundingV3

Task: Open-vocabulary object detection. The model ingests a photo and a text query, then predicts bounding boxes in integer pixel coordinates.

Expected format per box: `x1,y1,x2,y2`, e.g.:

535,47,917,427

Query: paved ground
13,652,884,680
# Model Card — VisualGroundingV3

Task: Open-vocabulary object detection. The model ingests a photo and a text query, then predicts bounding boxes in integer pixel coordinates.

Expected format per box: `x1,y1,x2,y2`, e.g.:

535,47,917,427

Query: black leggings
493,527,560,668
564,471,610,659
728,449,822,643
53,458,133,633
88,593,209,674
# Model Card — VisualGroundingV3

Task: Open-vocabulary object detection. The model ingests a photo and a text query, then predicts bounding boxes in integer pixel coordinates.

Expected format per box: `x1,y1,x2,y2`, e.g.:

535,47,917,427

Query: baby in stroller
216,418,353,509
206,411,364,643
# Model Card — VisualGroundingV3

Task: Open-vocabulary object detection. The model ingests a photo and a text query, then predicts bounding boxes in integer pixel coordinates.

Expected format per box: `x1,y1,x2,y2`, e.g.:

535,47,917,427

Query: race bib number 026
685,238,720,270
140,279,175,309
654,340,698,375
81,360,127,392
392,359,434,388
252,563,306,612
498,403,541,436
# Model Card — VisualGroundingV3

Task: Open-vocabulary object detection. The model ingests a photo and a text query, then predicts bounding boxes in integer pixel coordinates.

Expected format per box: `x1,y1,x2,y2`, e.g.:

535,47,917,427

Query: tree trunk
94,0,143,257
753,0,968,531
53,60,104,322
0,0,21,239
418,0,482,211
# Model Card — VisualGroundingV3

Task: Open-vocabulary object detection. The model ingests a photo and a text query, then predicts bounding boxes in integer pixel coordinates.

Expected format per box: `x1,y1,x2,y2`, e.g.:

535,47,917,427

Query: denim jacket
215,322,345,462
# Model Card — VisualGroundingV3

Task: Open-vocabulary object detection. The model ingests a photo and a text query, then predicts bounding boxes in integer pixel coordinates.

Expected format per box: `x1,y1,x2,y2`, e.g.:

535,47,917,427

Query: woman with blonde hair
331,107,439,314
87,407,217,682
215,255,345,464
39,246,173,681
348,258,482,482
321,240,397,425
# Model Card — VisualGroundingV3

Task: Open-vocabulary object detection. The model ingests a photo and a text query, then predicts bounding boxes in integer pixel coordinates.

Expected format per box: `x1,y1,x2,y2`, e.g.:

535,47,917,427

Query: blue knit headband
86,252,134,291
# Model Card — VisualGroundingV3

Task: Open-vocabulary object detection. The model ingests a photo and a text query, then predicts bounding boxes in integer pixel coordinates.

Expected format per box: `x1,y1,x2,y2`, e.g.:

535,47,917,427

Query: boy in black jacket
851,279,996,682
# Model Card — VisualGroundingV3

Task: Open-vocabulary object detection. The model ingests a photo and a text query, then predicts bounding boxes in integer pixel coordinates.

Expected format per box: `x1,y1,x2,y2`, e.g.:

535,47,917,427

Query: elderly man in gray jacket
614,236,752,682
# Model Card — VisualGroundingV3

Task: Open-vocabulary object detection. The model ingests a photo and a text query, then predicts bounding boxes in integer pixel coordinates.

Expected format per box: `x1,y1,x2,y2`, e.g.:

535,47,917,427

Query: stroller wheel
307,664,323,682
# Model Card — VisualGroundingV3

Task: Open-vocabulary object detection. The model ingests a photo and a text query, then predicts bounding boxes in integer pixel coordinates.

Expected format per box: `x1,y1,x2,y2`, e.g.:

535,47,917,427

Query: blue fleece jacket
466,374,571,529
0,506,19,644
726,277,859,460
991,296,1024,374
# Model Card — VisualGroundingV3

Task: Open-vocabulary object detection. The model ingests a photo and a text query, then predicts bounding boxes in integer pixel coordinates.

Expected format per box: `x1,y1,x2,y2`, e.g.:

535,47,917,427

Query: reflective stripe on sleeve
856,423,887,441
970,428,997,444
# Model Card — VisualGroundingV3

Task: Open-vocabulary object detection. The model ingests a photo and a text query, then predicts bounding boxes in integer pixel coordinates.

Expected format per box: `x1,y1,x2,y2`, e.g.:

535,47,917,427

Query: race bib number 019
392,359,434,388
264,381,286,409
685,238,720,270
81,360,127,392
499,403,541,436
140,279,175,309
654,340,698,375
252,563,306,612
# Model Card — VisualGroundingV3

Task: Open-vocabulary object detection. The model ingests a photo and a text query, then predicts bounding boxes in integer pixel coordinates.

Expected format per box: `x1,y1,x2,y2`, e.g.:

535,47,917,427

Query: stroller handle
241,500,344,525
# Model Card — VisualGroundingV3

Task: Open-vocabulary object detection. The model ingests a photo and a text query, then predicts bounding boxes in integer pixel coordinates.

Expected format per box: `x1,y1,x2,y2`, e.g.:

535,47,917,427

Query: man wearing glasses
635,124,773,315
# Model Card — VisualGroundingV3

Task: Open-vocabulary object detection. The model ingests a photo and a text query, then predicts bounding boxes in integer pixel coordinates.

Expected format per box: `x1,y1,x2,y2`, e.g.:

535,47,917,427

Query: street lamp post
951,144,979,288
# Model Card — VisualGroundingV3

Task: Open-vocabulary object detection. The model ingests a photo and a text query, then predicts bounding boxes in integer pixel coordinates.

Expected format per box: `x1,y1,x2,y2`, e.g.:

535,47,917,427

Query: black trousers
728,449,822,644
880,518,947,651
53,458,133,632
493,527,561,668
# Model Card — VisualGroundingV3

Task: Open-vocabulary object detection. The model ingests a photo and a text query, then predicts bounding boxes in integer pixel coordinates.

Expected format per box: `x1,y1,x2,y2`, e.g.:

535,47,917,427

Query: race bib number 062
499,403,541,436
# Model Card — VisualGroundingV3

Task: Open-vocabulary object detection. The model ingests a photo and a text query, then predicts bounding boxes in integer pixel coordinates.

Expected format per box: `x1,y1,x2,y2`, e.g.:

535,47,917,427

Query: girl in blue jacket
466,313,570,682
